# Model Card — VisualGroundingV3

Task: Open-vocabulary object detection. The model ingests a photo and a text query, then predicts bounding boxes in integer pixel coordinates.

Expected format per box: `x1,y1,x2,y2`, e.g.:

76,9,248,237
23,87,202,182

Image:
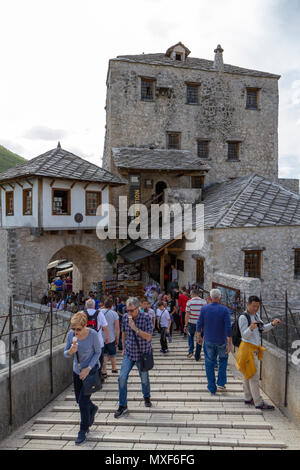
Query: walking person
184,289,206,361
178,287,189,337
85,298,109,379
64,312,101,445
156,301,171,354
236,296,281,410
196,289,232,395
114,297,153,418
166,292,176,343
100,299,120,377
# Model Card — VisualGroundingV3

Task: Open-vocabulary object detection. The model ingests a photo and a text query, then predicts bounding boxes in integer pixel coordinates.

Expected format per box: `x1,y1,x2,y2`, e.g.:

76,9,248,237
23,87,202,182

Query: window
244,251,261,278
295,250,300,279
246,88,259,109
197,140,210,159
52,189,70,215
177,259,184,271
141,78,155,101
144,179,153,189
186,84,199,104
175,53,182,61
167,132,181,150
23,189,32,215
6,191,14,216
227,141,240,161
86,191,101,216
191,176,204,189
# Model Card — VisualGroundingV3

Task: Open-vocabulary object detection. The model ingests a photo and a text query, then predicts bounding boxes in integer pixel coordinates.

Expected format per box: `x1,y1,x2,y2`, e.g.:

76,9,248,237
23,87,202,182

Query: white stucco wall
1,180,38,228
1,178,110,229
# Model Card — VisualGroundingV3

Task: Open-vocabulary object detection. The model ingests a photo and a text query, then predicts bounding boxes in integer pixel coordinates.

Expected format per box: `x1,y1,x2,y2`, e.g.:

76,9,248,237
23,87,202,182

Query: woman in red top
178,287,190,337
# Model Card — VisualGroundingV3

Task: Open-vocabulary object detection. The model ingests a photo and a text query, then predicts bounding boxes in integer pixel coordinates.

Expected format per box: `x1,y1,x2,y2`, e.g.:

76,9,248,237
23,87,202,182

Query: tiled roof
112,147,211,172
119,175,300,262
0,146,126,185
114,53,280,79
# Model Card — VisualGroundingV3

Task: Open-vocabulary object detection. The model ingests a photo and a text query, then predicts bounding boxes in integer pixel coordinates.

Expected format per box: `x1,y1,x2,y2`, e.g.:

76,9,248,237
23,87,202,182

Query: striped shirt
186,297,206,324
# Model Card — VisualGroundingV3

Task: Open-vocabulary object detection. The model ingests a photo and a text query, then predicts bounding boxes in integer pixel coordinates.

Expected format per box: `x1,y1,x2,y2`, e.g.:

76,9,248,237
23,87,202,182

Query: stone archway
49,245,104,294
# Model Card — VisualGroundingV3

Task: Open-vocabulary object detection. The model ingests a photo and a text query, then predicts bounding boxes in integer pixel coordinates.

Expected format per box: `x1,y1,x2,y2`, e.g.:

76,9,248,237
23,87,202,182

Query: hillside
0,145,26,173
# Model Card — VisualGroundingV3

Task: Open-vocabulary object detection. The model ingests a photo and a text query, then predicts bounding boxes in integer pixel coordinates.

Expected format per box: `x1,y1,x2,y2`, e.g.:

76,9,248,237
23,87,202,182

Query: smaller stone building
0,144,126,310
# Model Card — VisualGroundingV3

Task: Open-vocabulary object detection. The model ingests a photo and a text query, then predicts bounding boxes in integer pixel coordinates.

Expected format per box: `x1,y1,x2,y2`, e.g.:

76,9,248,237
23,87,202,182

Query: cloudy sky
0,0,300,180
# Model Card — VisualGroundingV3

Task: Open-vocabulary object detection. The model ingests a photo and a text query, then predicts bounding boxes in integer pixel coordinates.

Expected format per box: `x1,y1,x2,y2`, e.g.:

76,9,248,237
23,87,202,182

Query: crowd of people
63,280,282,445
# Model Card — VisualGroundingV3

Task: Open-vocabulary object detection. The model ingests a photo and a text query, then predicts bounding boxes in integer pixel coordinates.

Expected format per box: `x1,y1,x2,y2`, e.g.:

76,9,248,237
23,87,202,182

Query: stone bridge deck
1,333,300,450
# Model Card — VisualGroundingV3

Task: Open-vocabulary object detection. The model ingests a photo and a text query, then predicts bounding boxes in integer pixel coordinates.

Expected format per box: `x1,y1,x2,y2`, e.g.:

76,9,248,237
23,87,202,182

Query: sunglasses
72,327,83,332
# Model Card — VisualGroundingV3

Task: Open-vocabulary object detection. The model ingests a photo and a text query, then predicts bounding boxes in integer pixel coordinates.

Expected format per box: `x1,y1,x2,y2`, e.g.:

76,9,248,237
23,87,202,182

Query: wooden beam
70,181,77,189
167,248,184,252
49,179,56,187
0,184,6,191
156,238,180,254
25,179,34,187
7,183,15,190
15,181,23,188
84,182,90,190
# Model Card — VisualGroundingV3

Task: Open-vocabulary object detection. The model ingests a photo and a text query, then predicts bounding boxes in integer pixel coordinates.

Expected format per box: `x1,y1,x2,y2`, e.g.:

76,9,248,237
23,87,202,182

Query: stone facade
0,227,118,312
178,225,300,301
278,178,299,194
103,46,280,188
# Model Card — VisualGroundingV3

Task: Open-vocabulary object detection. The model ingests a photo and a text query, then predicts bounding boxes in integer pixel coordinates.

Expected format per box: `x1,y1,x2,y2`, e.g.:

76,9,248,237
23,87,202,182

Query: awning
47,259,66,269
56,267,73,275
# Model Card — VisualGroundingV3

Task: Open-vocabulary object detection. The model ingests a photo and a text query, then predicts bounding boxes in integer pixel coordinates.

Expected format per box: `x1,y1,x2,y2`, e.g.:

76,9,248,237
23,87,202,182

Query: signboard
212,282,241,311
129,174,141,221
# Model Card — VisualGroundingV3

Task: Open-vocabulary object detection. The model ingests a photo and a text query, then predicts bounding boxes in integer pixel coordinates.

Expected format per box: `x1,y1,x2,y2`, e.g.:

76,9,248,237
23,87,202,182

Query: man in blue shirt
196,289,232,395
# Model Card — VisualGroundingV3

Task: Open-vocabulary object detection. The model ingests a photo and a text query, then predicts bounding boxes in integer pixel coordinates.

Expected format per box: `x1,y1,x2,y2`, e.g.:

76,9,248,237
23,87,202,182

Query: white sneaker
217,386,227,392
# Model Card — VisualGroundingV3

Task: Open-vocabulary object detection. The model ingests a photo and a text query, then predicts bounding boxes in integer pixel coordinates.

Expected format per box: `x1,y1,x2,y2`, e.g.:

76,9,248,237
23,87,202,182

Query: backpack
231,312,251,347
85,309,100,332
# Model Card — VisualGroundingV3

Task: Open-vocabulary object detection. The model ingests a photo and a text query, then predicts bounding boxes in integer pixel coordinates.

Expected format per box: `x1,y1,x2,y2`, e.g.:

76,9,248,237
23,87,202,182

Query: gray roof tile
112,147,211,172
0,147,127,185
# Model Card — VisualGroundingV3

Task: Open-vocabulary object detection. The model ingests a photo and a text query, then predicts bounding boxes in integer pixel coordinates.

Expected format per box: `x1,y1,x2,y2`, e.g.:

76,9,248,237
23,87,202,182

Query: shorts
103,341,117,357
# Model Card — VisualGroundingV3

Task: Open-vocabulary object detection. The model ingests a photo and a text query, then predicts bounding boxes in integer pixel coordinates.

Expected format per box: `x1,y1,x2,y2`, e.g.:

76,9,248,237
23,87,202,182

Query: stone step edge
52,406,262,415
65,395,246,402
34,417,272,430
23,432,287,449
99,388,244,393
101,379,243,384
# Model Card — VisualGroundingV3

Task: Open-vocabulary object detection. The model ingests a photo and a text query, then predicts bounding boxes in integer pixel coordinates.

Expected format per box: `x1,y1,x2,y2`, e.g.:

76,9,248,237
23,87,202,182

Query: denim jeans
188,323,202,360
73,371,96,431
203,341,228,394
160,327,168,351
118,354,151,407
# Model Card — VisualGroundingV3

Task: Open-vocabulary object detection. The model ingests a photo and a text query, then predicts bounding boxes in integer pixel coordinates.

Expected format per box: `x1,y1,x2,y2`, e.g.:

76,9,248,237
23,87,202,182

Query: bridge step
52,405,263,415
7,333,289,450
23,431,287,449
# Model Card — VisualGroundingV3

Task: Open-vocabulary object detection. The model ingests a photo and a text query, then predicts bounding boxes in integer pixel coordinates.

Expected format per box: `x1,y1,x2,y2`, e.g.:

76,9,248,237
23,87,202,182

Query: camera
255,320,264,333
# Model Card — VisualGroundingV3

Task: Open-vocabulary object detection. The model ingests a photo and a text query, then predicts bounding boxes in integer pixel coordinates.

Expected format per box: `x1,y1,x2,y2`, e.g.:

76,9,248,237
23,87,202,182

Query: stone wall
0,343,73,442
178,225,300,302
103,59,279,186
278,178,299,194
0,227,118,310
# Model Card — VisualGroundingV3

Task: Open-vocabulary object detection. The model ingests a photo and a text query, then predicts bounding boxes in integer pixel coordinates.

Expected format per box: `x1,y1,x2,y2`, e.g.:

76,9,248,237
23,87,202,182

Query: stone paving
1,333,300,450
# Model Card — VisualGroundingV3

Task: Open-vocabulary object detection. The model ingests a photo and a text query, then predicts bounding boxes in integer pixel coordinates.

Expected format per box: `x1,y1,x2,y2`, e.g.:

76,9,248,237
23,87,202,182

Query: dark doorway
196,258,204,287
155,181,167,204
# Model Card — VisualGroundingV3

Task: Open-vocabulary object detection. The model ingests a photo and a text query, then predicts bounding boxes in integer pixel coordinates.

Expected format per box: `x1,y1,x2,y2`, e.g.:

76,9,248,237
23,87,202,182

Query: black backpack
231,312,251,347
85,309,100,331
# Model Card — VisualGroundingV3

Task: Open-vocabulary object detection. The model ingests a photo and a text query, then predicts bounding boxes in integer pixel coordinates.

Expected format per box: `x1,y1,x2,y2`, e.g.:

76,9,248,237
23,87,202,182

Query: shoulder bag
75,337,102,395
133,331,154,372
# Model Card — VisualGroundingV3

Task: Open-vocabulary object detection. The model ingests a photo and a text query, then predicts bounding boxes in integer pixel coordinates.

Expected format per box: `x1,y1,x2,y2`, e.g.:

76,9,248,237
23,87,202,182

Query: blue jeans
188,323,202,360
203,341,228,394
118,354,151,407
73,371,96,431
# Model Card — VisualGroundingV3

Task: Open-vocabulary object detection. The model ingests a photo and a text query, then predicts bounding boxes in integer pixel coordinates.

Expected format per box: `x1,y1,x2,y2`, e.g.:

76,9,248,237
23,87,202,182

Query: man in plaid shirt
114,297,153,418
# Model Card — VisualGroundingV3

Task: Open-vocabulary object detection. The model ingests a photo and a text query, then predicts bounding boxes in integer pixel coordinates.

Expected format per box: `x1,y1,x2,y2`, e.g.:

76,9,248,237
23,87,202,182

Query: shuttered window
244,250,261,278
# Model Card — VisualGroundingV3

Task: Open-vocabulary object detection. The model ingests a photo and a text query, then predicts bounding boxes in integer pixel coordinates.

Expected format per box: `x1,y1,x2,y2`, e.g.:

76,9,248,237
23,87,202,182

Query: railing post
49,301,54,394
8,296,13,426
284,290,289,407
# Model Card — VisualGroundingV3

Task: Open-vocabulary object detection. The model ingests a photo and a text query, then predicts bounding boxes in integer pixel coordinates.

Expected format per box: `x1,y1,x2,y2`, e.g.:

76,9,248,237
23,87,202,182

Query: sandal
101,372,108,379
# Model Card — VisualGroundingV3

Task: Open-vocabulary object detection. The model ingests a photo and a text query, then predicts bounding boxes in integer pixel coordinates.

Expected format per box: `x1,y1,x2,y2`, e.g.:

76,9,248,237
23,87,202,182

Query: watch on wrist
136,328,140,335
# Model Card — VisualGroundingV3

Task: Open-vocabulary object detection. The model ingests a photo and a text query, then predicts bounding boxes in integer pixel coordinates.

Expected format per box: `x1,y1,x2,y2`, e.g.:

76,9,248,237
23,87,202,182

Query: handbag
133,332,154,372
75,349,102,396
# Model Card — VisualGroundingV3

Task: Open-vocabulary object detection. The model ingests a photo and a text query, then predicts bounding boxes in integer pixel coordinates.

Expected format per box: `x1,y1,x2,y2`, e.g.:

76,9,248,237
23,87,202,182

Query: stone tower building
103,42,281,191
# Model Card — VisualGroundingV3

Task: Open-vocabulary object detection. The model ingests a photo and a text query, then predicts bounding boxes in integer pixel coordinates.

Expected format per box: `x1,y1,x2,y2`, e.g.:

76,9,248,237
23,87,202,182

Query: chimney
213,44,224,72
